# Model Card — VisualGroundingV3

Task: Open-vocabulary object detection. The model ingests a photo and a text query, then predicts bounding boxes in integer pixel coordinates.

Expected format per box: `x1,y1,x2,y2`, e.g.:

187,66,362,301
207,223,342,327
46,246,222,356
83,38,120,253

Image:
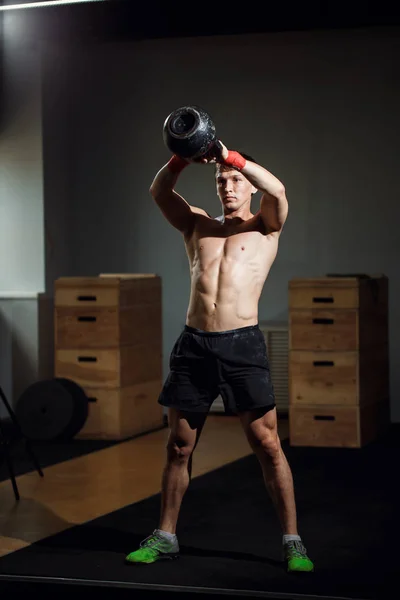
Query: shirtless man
125,142,314,573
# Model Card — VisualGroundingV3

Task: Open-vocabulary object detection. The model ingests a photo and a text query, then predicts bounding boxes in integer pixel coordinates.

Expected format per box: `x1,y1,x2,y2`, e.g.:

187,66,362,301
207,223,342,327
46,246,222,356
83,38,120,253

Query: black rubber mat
0,425,397,600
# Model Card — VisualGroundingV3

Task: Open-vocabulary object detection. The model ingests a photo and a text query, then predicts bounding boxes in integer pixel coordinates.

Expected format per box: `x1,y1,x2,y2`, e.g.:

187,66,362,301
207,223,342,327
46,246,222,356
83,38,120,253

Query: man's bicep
259,191,288,234
153,190,197,234
153,191,210,234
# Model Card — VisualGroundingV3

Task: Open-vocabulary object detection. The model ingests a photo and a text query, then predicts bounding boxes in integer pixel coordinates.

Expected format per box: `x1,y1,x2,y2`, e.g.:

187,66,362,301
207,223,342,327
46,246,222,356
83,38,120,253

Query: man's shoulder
190,205,212,219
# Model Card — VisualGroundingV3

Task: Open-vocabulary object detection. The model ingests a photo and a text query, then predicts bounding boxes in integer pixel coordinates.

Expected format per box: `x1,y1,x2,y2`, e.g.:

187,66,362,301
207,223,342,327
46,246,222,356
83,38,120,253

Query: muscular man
125,142,314,573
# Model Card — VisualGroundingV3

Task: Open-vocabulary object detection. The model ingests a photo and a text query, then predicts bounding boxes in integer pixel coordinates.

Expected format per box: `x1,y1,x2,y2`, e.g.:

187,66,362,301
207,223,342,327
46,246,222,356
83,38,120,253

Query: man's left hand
193,140,229,164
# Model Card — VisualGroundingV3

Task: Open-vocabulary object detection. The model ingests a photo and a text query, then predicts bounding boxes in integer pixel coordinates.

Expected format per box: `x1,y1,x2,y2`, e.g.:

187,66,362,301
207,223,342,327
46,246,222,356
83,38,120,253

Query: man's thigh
237,405,279,449
167,407,209,448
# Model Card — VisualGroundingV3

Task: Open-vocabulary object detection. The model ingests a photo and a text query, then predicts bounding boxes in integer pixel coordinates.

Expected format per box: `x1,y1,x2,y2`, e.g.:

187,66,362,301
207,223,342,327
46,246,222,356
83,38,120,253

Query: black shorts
158,324,276,414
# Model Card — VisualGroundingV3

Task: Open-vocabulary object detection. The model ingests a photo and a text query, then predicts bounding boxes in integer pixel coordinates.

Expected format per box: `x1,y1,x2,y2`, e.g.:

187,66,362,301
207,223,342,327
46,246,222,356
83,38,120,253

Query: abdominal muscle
186,263,261,331
185,223,277,332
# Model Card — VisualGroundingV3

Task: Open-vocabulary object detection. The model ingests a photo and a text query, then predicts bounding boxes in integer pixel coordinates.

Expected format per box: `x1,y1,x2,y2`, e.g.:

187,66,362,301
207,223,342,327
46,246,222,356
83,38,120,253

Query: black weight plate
15,379,75,441
55,378,89,439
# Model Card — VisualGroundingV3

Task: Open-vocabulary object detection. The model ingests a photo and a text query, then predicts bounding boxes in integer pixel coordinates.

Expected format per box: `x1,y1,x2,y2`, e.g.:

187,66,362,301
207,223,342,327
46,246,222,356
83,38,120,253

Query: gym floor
0,414,289,558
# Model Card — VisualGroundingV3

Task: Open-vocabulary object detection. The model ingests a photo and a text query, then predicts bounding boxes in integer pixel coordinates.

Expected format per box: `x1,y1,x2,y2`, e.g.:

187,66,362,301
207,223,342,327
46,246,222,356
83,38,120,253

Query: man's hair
215,150,256,173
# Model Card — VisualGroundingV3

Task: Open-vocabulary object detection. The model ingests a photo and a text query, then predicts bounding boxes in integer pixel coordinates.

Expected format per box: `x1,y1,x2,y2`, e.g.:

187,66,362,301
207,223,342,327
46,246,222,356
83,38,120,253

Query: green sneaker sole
287,559,314,573
125,553,179,565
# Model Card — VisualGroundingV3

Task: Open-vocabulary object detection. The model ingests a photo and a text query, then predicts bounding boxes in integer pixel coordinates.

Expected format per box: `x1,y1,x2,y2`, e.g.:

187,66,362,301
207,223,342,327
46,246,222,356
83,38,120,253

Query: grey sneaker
125,530,180,564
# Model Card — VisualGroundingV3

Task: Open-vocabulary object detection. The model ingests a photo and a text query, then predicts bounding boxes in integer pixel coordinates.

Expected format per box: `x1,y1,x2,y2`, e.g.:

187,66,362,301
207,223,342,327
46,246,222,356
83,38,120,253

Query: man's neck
217,212,254,226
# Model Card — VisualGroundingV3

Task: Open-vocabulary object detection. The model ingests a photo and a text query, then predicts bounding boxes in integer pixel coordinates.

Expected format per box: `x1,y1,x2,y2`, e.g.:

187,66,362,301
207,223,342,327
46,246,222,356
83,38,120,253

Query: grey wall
1,24,399,422
60,27,400,420
42,43,74,294
0,14,44,294
0,14,47,412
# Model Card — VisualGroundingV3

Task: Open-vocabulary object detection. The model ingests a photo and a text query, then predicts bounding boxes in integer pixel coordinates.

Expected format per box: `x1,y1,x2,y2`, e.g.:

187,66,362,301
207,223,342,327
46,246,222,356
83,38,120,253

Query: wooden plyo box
54,274,164,440
288,275,390,448
289,400,390,448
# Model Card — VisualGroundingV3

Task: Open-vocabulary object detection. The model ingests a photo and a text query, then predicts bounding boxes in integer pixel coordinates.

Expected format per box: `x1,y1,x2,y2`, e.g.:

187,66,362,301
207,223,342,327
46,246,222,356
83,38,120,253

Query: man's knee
166,438,194,463
252,430,281,461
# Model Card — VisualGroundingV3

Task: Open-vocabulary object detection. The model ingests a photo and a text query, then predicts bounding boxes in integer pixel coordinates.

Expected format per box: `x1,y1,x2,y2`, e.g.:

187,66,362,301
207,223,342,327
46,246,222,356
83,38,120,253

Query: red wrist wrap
224,151,246,170
167,155,188,174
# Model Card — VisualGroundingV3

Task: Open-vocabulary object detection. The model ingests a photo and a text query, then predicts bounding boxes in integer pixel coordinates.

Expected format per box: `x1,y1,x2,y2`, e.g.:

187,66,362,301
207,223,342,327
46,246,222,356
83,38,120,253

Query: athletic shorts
158,324,276,414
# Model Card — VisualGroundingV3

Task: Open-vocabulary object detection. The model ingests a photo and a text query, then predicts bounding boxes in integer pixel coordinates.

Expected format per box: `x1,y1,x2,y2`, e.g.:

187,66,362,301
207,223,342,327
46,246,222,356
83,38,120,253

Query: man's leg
238,406,314,572
159,407,208,533
125,407,208,564
238,406,297,534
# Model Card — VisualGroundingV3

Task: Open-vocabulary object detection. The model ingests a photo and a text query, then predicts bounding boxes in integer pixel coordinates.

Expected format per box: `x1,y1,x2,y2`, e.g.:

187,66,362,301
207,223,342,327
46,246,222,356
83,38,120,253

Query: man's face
215,167,255,211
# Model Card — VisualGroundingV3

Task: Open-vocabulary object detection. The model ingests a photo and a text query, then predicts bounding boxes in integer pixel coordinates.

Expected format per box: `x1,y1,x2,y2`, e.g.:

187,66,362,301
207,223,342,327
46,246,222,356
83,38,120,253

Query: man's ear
251,185,257,195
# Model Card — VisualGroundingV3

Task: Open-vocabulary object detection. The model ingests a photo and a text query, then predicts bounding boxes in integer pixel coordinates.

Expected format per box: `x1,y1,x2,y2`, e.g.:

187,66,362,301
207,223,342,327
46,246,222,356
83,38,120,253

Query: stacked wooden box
54,274,164,440
288,275,390,448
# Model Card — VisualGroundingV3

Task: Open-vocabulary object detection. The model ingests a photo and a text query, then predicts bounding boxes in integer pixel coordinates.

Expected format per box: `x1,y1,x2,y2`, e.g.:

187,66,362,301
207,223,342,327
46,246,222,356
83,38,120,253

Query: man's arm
149,156,207,236
242,161,288,234
214,142,288,234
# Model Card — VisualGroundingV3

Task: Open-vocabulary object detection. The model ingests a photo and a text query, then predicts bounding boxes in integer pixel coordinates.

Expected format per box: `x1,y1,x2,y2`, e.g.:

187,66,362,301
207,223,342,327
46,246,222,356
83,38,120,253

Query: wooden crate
288,275,389,448
288,275,388,311
289,309,359,351
76,381,164,440
54,274,164,440
55,304,162,349
289,400,390,448
289,351,359,406
289,276,388,351
289,347,389,407
55,274,160,309
54,343,162,388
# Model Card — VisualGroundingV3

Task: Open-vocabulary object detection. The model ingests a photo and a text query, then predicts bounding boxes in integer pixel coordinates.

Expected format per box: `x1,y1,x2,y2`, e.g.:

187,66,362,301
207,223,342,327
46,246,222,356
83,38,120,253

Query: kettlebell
162,105,218,160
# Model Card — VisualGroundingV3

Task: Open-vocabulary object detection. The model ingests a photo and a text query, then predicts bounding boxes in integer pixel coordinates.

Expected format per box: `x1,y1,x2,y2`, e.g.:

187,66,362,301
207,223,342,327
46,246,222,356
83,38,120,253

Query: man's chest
189,224,267,265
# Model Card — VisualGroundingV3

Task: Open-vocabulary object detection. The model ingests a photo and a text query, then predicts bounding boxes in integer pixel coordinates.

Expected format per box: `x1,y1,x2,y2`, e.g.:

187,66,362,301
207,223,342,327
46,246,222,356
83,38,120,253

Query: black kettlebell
163,105,218,160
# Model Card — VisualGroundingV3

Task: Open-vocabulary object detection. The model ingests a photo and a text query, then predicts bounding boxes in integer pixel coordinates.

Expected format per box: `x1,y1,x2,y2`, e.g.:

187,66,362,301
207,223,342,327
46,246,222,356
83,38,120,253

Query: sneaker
125,530,180,564
284,539,314,573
